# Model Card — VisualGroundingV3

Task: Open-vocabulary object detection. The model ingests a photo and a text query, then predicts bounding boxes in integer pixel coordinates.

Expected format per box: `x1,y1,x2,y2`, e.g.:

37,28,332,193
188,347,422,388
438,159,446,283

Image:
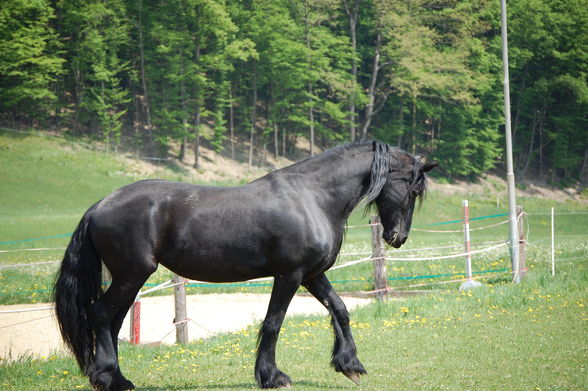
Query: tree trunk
580,147,588,184
270,82,279,159
343,0,360,141
193,105,201,169
360,29,383,139
193,42,202,169
249,70,258,168
521,104,546,177
520,112,537,177
411,94,417,154
397,100,404,147
282,126,286,157
229,84,235,160
138,0,153,146
179,58,187,162
304,0,315,155
72,68,83,134
309,102,315,156
512,67,528,145
539,117,543,177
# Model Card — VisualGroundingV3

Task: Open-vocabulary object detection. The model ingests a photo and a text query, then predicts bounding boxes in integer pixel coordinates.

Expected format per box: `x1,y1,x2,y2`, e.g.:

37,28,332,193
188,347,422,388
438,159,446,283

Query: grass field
1,129,587,390
1,253,586,390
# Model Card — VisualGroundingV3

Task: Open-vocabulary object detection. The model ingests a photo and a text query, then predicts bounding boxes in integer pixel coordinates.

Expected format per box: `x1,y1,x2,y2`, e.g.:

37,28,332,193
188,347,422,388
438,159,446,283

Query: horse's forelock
409,156,428,206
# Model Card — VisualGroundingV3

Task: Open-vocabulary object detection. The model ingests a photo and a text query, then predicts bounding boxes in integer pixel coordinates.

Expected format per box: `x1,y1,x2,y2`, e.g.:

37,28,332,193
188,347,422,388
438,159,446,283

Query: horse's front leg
303,273,366,385
255,272,302,389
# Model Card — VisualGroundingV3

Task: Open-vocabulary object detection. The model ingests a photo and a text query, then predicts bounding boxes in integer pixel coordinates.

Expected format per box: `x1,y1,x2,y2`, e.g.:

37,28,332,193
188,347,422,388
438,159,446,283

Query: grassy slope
0,130,587,390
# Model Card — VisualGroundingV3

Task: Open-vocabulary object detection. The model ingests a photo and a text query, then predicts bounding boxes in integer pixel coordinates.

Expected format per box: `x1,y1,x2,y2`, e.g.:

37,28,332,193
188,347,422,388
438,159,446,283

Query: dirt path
0,293,370,361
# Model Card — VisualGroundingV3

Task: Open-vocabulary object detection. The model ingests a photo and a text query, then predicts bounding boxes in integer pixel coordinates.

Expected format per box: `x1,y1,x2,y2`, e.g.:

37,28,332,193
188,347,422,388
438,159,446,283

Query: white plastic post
463,200,472,279
460,200,482,290
551,207,555,276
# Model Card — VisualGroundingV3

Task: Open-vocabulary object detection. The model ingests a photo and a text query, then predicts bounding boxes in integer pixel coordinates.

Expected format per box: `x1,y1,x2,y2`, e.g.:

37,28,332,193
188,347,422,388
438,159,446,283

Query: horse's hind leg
108,296,138,389
303,273,366,384
255,272,302,389
88,267,153,391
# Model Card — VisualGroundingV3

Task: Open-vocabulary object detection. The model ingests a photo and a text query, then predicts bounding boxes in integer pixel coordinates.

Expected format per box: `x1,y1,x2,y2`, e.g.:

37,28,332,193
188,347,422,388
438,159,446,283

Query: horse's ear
420,161,438,173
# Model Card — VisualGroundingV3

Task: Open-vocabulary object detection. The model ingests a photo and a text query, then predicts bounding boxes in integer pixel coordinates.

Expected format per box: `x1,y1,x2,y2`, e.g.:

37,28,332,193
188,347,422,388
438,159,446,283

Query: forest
0,0,586,181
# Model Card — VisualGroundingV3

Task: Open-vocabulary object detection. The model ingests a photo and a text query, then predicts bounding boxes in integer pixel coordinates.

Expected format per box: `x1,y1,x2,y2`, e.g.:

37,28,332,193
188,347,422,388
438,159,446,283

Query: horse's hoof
257,369,292,389
343,371,362,385
119,379,135,391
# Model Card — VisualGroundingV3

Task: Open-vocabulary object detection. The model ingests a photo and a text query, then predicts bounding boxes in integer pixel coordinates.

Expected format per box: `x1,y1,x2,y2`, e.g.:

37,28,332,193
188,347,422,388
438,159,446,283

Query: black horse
54,140,436,391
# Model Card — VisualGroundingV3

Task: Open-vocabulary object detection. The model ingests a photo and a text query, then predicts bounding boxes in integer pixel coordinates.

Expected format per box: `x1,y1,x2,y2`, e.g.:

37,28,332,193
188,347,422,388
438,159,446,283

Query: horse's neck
308,144,374,220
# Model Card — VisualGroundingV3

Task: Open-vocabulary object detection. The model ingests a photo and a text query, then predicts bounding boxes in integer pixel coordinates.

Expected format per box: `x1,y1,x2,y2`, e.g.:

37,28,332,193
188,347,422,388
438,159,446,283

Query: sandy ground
0,293,370,361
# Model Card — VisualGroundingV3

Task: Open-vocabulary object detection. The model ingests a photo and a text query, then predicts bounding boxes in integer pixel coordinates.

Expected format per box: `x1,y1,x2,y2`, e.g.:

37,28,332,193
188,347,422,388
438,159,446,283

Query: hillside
1,128,585,213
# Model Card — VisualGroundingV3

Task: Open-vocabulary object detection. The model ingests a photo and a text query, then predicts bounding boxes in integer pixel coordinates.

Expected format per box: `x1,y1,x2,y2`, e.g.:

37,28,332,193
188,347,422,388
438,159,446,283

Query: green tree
0,0,64,124
508,0,588,182
57,0,131,147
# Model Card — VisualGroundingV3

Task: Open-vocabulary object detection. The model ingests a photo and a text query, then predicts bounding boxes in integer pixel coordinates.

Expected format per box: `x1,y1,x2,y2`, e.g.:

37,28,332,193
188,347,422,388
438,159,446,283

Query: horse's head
365,142,438,248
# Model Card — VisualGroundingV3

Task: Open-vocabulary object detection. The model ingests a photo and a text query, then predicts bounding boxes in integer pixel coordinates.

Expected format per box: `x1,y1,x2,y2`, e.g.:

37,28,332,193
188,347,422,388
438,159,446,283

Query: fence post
370,215,387,300
460,200,481,290
517,205,526,280
129,294,141,345
551,207,556,276
463,200,473,279
173,274,188,344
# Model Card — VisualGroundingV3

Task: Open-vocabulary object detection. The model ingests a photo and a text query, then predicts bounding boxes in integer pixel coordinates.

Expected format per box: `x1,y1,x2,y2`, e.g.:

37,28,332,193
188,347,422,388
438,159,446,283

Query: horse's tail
54,202,102,373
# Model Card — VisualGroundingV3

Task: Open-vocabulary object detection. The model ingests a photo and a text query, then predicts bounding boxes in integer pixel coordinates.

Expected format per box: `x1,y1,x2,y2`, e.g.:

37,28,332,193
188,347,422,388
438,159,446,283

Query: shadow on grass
120,379,347,391
138,386,252,391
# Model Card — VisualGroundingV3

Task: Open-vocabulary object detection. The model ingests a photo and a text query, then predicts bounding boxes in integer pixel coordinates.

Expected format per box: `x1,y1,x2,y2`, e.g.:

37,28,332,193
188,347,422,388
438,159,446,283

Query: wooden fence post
517,205,526,280
371,215,387,300
173,274,188,344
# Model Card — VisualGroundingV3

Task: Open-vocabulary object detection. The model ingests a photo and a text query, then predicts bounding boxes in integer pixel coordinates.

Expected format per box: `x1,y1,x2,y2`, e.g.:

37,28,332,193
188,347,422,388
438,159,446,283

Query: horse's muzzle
383,231,407,248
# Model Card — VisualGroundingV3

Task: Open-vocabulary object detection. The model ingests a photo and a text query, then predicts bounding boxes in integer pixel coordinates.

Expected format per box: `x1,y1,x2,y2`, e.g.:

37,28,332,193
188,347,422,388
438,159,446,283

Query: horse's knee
259,315,283,340
333,304,350,324
328,299,351,331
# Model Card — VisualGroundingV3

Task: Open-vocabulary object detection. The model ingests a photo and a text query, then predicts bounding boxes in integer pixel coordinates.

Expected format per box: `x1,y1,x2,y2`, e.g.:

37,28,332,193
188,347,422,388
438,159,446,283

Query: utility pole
500,0,521,283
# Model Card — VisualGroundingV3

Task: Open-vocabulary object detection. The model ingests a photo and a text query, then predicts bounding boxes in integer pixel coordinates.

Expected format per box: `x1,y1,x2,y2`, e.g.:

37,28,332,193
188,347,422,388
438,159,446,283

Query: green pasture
1,130,587,390
1,130,586,304
1,250,586,390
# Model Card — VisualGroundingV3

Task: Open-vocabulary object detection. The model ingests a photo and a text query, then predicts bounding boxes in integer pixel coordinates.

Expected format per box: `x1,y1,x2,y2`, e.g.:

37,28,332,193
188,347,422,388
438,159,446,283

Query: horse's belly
159,250,271,283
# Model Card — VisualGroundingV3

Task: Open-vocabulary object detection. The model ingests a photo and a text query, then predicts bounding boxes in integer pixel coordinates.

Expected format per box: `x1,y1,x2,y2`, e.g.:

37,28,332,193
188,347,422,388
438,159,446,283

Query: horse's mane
363,140,390,204
268,139,428,205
